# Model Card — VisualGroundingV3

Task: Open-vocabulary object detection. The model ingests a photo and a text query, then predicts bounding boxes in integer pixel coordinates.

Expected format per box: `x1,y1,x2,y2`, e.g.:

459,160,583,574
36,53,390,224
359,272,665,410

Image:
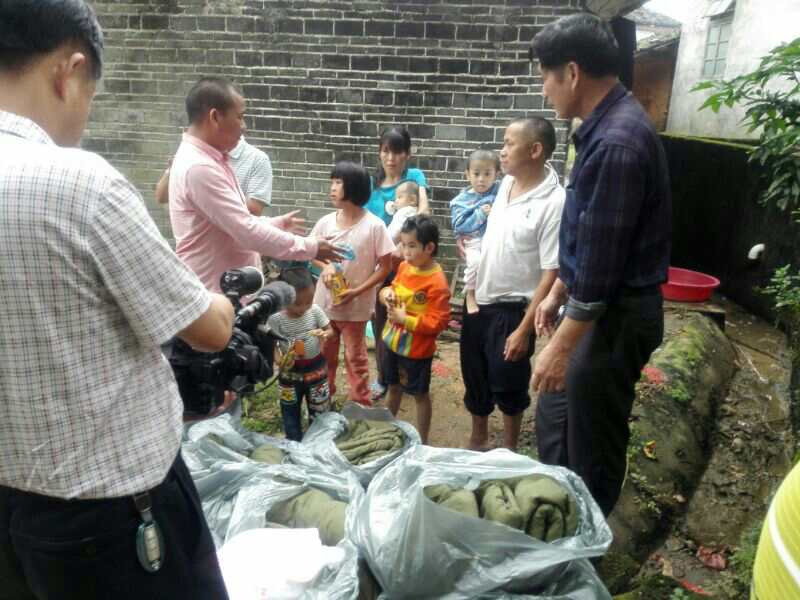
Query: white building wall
666,0,800,139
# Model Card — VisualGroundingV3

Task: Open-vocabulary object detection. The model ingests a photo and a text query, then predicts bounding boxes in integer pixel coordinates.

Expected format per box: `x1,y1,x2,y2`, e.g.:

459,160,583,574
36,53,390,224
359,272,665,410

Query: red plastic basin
661,267,720,302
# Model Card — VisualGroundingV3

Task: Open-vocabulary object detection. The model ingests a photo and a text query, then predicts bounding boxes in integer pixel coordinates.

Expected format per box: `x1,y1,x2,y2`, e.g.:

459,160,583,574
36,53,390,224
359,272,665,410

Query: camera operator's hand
177,293,234,352
315,237,346,263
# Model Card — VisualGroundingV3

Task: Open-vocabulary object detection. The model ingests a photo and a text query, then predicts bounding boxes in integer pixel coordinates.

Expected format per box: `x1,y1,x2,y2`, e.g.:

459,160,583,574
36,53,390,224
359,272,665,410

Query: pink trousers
322,320,371,406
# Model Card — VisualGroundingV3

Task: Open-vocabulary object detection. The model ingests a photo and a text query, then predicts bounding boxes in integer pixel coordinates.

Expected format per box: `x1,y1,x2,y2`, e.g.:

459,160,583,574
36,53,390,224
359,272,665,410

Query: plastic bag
182,415,362,600
352,446,613,599
297,402,421,487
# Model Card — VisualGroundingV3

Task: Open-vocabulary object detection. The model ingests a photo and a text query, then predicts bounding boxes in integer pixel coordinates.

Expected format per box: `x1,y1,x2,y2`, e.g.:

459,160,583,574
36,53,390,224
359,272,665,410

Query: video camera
164,267,295,417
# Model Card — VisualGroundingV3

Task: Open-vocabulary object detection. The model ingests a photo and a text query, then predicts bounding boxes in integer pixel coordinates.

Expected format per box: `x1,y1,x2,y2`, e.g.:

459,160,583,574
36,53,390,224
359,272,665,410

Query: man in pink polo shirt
169,77,341,292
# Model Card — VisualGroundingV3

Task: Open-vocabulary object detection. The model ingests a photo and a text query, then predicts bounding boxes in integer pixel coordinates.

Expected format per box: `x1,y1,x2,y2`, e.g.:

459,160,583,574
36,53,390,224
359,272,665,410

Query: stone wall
85,0,578,274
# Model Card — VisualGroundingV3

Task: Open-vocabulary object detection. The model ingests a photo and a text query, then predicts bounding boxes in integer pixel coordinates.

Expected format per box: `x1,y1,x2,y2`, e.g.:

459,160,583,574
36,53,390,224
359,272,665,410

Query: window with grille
703,13,733,78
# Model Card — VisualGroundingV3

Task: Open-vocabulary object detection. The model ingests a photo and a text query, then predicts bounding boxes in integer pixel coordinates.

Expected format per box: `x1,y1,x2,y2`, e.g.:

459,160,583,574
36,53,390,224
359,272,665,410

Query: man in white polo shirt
460,117,565,451
156,136,273,216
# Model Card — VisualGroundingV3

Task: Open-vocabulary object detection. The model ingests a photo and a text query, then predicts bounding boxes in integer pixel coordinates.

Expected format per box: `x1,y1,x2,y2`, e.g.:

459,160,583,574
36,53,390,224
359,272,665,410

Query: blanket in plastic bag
297,402,421,487
352,446,613,599
182,415,362,599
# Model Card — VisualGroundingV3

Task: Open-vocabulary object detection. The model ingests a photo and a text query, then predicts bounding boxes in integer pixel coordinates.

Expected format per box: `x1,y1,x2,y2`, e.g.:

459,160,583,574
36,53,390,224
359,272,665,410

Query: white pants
462,237,483,291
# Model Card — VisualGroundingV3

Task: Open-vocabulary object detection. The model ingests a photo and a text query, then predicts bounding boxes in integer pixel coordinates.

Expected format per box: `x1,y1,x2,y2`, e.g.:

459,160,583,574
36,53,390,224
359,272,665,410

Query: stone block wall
86,0,578,275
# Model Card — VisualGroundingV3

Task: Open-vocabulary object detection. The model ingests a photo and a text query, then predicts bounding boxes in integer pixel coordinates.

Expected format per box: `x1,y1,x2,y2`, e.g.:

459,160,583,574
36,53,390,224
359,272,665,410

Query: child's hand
381,287,397,307
320,263,337,288
336,288,359,305
388,302,407,325
310,328,333,341
481,204,492,215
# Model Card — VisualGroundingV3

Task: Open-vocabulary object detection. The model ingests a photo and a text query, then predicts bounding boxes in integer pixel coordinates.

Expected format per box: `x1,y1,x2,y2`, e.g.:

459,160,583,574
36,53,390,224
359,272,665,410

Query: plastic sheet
297,403,421,487
182,415,362,600
352,446,613,600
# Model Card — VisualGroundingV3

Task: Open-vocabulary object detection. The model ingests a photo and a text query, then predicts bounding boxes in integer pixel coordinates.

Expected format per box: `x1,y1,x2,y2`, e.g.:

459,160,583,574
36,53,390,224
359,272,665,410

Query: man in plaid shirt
530,13,671,517
0,2,234,598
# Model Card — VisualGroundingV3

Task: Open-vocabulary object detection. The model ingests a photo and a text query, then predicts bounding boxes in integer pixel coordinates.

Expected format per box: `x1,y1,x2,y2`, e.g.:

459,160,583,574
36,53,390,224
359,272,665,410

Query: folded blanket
513,475,579,542
265,487,347,546
425,476,579,542
334,420,406,465
478,481,524,530
424,484,480,518
250,445,285,465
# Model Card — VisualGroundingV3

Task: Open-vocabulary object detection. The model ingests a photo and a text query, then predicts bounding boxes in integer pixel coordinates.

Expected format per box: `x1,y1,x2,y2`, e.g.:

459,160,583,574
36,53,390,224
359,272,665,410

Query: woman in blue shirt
366,126,430,400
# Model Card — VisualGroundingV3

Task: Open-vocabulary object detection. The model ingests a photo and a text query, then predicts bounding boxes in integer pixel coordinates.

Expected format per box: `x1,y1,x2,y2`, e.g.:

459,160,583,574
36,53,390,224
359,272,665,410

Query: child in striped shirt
378,215,451,444
266,267,333,441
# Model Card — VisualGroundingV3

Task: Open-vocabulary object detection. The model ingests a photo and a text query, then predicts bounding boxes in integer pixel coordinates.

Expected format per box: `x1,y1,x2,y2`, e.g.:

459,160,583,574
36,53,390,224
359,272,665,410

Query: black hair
279,266,314,293
510,116,557,161
330,161,371,207
467,149,501,171
0,0,104,79
531,13,620,78
185,77,238,125
375,126,412,185
400,215,439,256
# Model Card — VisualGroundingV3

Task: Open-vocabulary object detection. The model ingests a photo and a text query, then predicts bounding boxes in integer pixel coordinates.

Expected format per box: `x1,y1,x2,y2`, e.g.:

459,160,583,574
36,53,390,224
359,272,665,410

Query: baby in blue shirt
450,149,501,314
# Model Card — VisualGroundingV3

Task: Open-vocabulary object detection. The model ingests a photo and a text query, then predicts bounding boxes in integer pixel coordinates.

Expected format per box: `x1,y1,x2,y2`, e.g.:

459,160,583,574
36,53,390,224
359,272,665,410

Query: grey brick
436,125,467,141
483,95,514,109
282,118,309,133
380,56,410,72
198,16,226,31
426,22,455,39
457,24,487,40
335,20,364,36
323,54,350,70
299,87,328,103
141,15,169,30
365,20,394,37
396,22,424,38
351,55,379,71
305,20,333,35
364,90,394,105
350,121,378,137
227,17,255,33
439,59,468,74
276,19,303,34
513,94,544,110
320,120,348,136
236,51,262,67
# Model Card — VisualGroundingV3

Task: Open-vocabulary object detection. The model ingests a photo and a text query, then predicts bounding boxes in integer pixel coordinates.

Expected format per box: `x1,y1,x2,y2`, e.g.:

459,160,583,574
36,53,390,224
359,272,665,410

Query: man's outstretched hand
315,238,346,263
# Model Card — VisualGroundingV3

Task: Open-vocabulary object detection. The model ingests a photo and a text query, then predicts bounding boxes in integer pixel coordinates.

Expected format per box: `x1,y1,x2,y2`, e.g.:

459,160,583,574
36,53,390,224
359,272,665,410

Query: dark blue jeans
279,377,330,442
0,454,228,600
536,292,664,516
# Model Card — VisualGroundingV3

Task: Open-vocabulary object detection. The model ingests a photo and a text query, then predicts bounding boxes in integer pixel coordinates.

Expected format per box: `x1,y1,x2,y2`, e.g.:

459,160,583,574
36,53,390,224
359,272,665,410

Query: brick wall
85,0,579,275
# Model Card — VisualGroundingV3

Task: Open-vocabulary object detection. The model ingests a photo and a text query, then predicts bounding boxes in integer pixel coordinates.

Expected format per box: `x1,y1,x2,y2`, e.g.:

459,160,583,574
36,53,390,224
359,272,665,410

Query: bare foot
466,440,492,452
466,289,479,314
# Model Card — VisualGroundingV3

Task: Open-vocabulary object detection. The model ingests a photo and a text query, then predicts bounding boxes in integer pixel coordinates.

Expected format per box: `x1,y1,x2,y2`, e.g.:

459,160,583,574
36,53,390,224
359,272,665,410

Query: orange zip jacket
381,261,451,359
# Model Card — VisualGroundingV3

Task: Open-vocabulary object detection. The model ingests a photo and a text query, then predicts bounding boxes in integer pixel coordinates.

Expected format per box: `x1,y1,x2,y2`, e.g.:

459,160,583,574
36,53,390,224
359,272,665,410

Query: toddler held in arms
385,181,420,243
450,149,501,314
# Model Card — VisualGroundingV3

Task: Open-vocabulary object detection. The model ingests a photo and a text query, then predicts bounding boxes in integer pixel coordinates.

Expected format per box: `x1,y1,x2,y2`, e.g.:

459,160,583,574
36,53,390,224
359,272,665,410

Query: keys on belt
133,491,164,573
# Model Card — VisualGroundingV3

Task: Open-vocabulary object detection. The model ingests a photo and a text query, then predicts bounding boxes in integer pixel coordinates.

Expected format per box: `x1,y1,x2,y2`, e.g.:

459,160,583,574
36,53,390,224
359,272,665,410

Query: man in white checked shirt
0,2,234,598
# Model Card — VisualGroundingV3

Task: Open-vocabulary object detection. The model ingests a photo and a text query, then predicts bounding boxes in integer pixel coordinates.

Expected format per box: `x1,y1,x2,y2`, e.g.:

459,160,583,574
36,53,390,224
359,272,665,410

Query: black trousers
0,453,228,600
536,292,664,516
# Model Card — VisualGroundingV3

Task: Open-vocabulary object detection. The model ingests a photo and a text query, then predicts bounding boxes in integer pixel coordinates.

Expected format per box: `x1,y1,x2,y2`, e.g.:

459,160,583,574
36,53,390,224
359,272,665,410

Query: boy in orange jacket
378,215,451,444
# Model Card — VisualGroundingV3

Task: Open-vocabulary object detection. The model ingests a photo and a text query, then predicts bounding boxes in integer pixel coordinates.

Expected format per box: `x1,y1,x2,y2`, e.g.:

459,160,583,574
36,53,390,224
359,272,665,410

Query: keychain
133,492,164,573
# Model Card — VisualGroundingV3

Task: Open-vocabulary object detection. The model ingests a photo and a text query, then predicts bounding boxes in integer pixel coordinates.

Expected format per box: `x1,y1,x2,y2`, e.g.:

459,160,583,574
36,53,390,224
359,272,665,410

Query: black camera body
164,268,295,417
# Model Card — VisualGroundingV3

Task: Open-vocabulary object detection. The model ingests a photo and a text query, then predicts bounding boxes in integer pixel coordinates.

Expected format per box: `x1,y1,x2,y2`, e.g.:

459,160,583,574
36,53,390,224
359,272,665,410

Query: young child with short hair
385,180,419,243
266,267,334,441
378,215,451,444
450,149,501,314
312,161,395,405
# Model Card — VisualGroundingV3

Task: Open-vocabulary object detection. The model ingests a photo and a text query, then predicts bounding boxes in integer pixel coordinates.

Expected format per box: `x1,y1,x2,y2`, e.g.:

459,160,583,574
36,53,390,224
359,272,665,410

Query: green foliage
762,264,800,324
668,589,693,600
693,37,800,218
